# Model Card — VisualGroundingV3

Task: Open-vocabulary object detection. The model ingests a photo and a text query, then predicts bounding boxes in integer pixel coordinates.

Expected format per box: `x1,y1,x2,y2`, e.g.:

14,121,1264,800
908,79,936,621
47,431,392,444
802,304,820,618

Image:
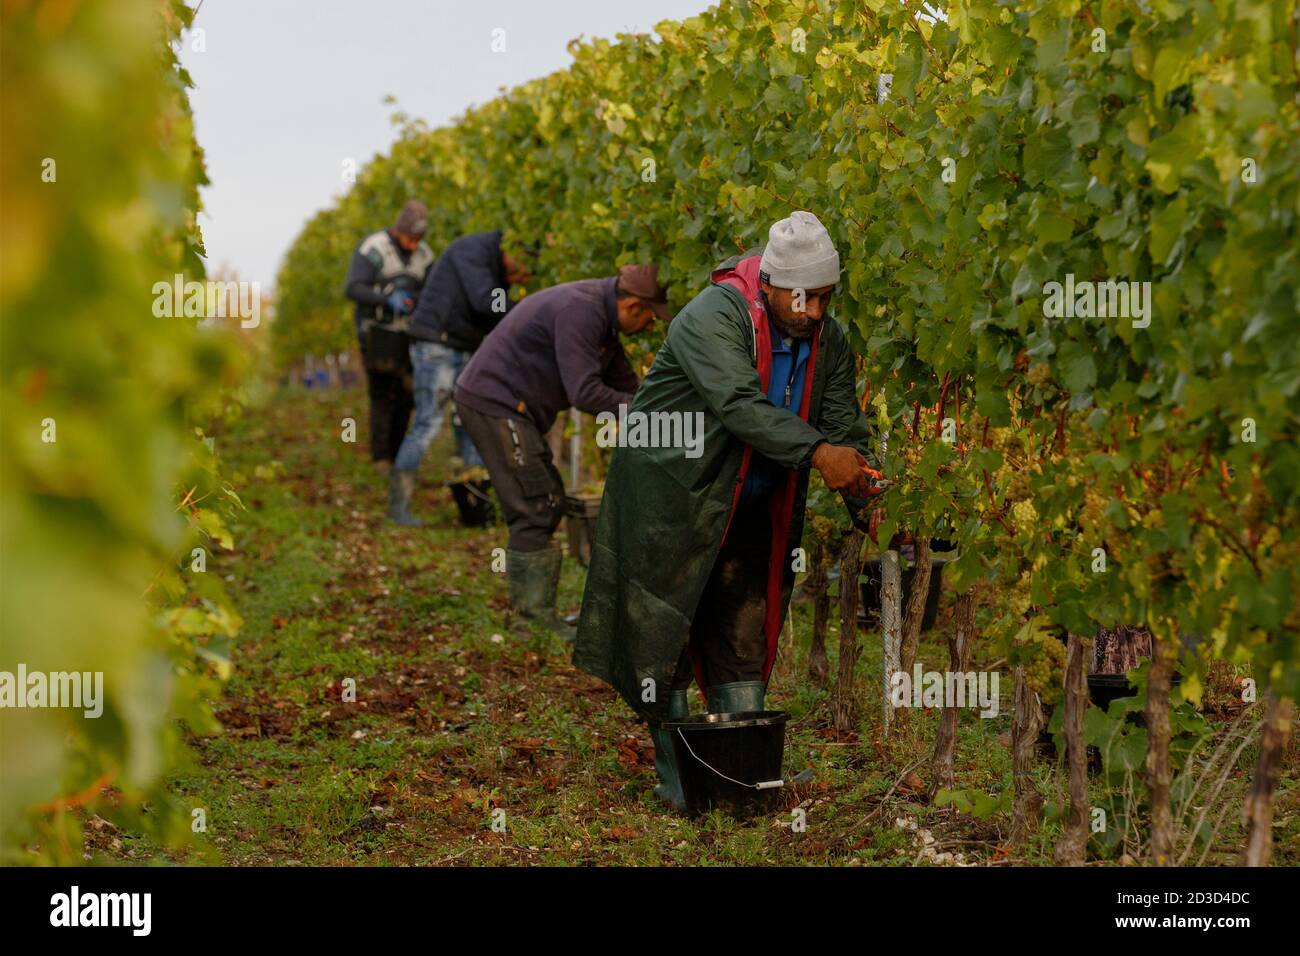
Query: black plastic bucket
665,710,788,818
1088,672,1183,712
859,557,946,630
562,493,601,565
445,478,495,527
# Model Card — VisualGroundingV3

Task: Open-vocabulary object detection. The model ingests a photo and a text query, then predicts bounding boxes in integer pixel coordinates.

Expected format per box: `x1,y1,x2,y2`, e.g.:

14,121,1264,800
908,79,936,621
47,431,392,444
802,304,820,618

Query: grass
96,382,1293,867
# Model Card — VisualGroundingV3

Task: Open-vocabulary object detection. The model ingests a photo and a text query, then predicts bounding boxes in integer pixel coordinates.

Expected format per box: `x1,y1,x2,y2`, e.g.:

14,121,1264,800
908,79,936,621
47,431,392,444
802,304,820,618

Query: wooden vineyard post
1054,630,1090,866
929,588,975,798
833,529,866,734
806,540,831,686
1010,665,1046,847
1243,693,1296,867
1146,628,1176,865
899,535,933,677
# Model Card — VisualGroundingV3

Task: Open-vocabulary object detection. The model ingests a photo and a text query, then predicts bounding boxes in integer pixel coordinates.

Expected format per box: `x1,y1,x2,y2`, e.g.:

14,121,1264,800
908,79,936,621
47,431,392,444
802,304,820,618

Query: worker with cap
454,264,670,633
344,200,434,472
572,212,883,809
388,230,532,526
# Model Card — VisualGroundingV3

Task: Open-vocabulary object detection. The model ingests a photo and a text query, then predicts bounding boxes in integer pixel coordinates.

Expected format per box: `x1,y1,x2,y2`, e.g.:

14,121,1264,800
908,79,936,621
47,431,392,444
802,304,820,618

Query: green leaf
1034,213,1074,245
976,385,1011,426
1152,35,1196,102
1056,341,1098,393
1095,214,1126,241
1145,116,1199,194
934,788,973,812
891,33,927,101
1148,195,1187,266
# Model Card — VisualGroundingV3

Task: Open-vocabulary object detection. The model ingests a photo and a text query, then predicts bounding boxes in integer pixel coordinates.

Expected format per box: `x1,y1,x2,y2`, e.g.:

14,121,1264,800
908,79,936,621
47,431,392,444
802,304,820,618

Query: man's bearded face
762,282,835,339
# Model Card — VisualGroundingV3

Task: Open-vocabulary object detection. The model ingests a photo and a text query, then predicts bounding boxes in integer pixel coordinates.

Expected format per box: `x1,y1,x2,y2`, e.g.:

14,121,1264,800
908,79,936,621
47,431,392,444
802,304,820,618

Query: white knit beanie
758,211,840,289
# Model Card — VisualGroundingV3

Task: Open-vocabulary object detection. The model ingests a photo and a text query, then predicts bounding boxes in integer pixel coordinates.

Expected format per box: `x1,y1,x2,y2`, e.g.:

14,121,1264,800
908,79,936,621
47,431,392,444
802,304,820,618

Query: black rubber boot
507,544,573,637
707,681,765,715
387,469,423,527
651,688,689,811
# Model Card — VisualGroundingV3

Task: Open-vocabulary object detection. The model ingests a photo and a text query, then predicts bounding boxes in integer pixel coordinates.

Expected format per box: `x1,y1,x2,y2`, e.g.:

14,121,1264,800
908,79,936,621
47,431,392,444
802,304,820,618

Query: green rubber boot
387,469,423,527
507,544,573,637
707,680,766,715
650,688,689,811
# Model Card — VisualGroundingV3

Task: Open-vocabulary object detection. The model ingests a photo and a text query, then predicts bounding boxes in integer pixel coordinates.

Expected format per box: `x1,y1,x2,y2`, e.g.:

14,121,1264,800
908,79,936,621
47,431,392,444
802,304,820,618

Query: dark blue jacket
407,230,510,351
454,277,639,435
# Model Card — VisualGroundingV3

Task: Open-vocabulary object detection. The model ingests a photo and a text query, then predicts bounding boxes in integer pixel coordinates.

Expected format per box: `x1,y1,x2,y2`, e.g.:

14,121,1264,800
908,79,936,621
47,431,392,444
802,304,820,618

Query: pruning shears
861,465,892,494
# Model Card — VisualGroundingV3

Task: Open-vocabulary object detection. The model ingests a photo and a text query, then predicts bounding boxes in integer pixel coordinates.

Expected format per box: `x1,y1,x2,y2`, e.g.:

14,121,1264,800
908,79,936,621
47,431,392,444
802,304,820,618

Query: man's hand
386,290,414,316
812,442,871,499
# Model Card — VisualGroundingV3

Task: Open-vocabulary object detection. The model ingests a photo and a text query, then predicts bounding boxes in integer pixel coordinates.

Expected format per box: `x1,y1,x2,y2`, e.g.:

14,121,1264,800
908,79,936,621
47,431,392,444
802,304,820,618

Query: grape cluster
1011,499,1039,530
988,427,1019,454
1078,490,1105,537
1022,637,1068,703
808,514,836,541
1067,408,1094,435
1005,470,1031,502
1141,509,1165,530
1008,570,1032,617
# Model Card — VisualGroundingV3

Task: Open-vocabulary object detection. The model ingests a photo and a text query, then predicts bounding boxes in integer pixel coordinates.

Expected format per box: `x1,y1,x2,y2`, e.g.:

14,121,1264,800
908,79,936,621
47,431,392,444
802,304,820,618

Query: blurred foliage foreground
1,0,246,862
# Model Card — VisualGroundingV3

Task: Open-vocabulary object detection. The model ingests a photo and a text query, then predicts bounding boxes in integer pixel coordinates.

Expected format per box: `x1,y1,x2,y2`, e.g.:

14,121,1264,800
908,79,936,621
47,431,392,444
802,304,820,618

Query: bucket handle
673,728,813,791
462,481,493,505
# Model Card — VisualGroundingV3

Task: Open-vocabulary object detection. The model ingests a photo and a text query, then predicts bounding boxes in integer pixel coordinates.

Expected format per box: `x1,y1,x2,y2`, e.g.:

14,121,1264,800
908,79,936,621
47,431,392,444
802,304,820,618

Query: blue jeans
394,340,483,472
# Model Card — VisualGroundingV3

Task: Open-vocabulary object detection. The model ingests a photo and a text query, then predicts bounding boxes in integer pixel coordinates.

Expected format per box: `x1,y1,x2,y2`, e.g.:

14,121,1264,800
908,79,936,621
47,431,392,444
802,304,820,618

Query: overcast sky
183,0,711,287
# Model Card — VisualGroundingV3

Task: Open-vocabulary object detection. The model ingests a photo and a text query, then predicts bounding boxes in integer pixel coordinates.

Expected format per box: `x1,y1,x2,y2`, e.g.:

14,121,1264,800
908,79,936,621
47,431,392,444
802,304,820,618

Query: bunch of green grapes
987,426,1020,455
1026,364,1052,388
1021,636,1068,704
1078,489,1105,528
1066,407,1094,435
1011,499,1039,530
1004,469,1031,503
808,514,836,541
1140,509,1165,530
1007,569,1032,617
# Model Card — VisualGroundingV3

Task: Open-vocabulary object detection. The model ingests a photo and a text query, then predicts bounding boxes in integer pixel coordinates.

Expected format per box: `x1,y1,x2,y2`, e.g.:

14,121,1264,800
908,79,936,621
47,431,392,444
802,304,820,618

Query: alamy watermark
1042,273,1151,329
595,403,705,459
889,665,1000,718
152,274,261,328
0,665,103,718
50,886,150,936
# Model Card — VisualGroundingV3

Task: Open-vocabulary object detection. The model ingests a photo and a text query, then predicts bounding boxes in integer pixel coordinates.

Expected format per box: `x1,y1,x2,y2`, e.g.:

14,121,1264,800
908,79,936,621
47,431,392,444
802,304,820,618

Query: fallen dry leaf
893,772,925,795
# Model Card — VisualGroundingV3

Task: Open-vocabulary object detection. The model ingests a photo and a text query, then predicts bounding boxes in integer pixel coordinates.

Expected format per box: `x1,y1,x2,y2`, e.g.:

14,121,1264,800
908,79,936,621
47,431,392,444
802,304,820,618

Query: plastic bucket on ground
446,478,495,527
665,710,788,818
562,493,601,565
1088,672,1183,712
859,557,947,630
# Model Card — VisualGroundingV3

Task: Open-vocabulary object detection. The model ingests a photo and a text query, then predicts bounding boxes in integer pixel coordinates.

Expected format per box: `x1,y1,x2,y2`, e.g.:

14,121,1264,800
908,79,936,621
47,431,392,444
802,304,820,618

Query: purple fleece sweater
454,276,640,434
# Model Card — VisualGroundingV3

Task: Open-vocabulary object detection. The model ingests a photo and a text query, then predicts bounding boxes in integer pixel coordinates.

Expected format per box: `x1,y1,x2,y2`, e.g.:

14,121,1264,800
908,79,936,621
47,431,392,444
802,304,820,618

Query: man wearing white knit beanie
574,209,885,812
759,209,842,309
